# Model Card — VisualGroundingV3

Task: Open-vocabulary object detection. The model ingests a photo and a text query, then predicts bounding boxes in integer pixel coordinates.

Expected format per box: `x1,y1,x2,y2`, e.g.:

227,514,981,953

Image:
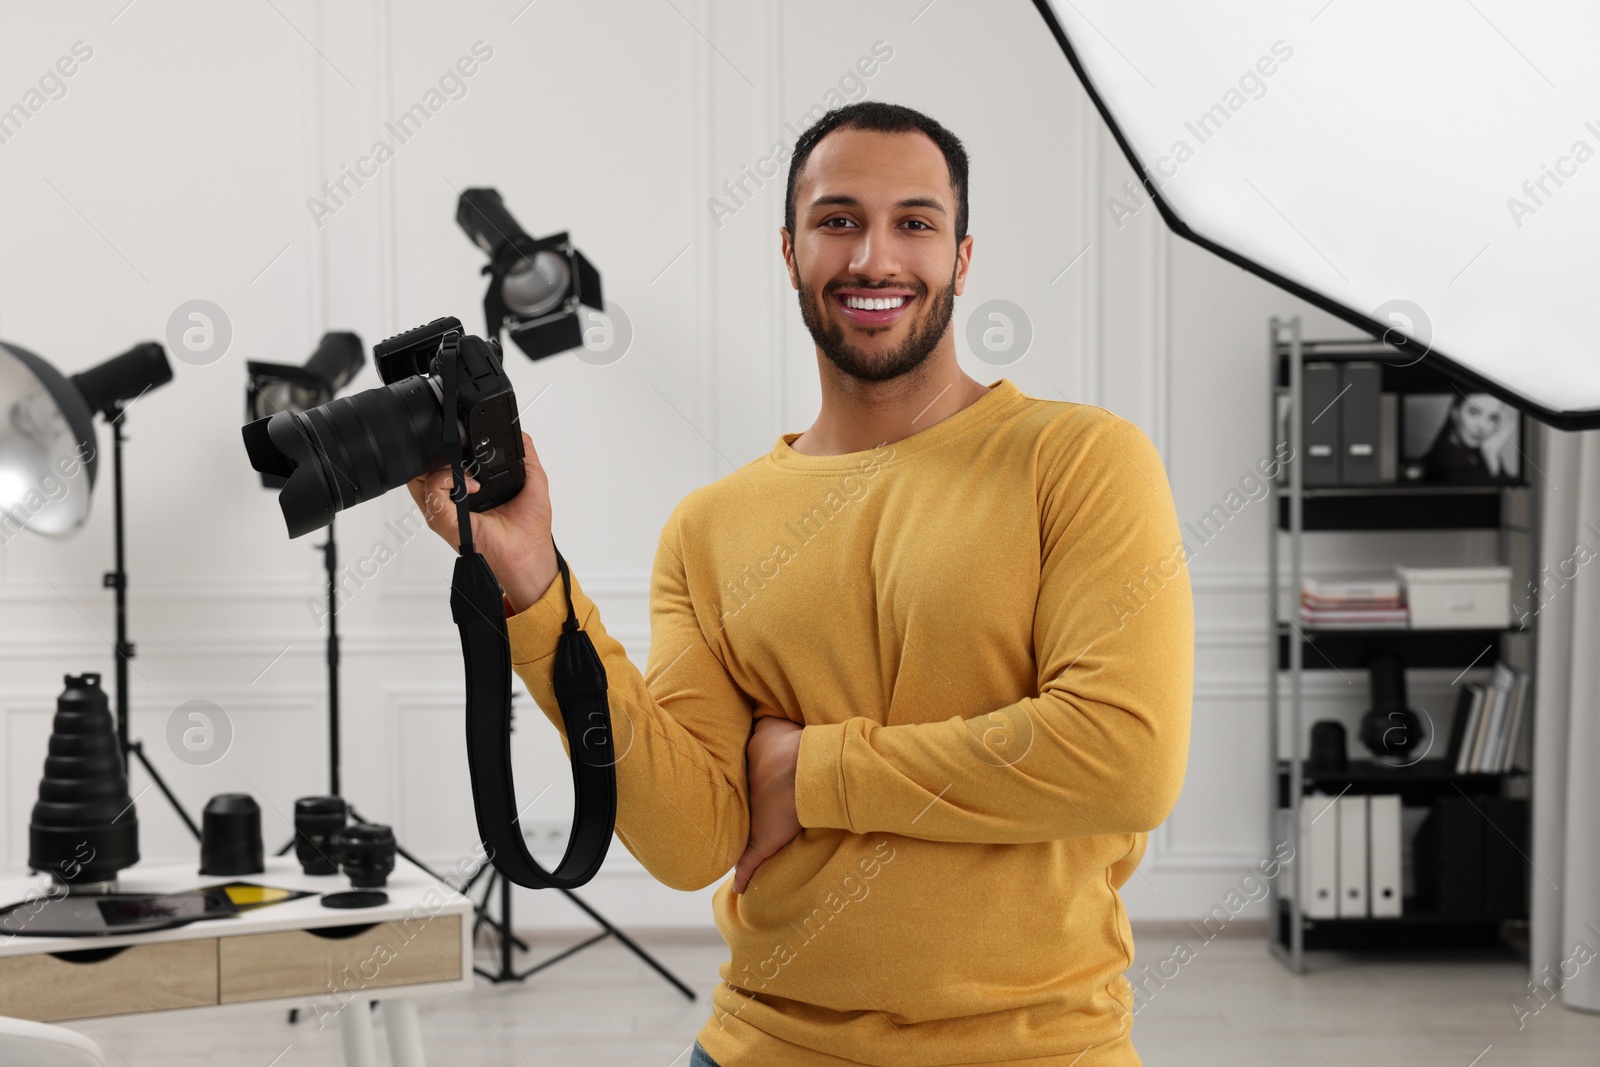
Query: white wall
0,0,1500,926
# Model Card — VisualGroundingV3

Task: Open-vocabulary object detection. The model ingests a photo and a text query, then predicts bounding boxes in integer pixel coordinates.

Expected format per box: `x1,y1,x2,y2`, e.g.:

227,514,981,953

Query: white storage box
1396,565,1512,629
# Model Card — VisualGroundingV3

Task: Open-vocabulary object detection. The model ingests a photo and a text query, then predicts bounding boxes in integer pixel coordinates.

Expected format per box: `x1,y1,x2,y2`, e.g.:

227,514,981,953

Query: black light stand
106,402,200,841
276,511,532,1026
270,516,348,855
305,518,343,797
267,521,466,881
454,188,692,996
321,520,341,797
272,516,473,881
0,339,192,842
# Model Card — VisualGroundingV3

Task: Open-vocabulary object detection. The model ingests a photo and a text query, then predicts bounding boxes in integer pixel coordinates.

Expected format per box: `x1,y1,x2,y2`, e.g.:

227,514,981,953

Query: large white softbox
1033,0,1600,429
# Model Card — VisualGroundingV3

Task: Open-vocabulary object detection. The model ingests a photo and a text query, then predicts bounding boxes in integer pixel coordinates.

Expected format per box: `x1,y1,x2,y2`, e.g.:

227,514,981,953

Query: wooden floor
59,924,1600,1066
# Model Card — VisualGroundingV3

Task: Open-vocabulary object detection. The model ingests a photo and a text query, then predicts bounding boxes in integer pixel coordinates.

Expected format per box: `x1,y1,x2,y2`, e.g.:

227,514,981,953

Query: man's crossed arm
733,415,1194,890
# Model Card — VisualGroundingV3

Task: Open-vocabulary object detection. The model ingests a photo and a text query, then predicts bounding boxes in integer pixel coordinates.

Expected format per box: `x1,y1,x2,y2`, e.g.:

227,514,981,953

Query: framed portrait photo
1401,392,1523,485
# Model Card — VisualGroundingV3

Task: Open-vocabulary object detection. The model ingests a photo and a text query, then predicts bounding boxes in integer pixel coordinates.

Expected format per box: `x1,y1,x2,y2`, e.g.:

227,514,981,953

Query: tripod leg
499,874,513,978
471,868,530,955
559,887,698,1001
128,742,201,840
472,870,495,946
471,869,529,966
459,869,695,996
389,838,456,889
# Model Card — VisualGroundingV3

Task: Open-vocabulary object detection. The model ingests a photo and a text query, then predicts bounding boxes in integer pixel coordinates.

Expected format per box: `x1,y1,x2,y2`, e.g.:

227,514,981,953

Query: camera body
243,316,525,538
374,316,525,513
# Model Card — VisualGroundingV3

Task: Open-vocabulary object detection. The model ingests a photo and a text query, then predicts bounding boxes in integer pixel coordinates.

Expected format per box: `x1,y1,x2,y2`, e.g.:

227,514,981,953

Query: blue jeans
689,1042,723,1067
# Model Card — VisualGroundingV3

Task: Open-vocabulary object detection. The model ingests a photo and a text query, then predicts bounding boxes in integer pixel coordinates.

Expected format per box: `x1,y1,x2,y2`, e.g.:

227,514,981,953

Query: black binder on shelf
1303,361,1342,486
1379,392,1398,482
1482,796,1529,919
1340,361,1383,484
1413,795,1484,918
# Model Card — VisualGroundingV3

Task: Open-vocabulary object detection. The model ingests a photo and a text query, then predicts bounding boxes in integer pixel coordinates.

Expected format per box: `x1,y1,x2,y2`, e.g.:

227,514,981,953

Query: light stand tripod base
466,864,696,999
106,405,198,842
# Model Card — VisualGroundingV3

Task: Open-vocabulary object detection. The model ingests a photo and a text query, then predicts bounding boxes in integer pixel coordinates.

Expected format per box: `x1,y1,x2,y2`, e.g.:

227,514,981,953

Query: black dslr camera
243,317,524,538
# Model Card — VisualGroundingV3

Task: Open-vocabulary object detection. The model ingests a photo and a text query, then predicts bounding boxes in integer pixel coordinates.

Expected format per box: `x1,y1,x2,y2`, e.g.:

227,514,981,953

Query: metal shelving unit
1265,316,1542,973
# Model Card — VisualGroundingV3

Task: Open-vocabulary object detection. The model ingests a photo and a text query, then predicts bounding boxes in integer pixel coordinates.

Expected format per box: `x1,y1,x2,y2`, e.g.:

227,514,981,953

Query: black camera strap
440,334,616,889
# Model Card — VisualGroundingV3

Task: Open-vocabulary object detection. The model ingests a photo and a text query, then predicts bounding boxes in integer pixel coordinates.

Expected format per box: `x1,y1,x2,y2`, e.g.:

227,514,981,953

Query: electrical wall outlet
522,819,568,854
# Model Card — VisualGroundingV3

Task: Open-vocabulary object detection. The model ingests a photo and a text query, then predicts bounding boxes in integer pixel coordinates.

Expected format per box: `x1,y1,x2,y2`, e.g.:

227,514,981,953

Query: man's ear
780,227,799,290
952,234,974,298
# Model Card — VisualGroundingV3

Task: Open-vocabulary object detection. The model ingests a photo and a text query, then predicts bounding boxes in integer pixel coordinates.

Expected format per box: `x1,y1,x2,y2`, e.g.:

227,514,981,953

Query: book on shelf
1448,666,1530,773
1480,663,1516,771
1299,606,1409,627
1490,667,1531,773
1471,679,1497,769
1300,574,1406,627
1453,683,1486,775
1301,575,1404,607
1444,682,1480,772
1503,671,1532,772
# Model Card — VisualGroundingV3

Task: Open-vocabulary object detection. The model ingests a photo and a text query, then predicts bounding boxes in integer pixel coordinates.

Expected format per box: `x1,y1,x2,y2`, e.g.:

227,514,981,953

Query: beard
797,265,956,384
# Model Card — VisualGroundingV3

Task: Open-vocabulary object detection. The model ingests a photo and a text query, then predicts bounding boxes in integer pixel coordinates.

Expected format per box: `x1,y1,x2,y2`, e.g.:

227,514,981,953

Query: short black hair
784,101,969,245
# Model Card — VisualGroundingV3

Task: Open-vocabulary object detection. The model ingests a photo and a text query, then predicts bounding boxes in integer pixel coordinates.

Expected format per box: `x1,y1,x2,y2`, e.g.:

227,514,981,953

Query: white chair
0,1016,107,1067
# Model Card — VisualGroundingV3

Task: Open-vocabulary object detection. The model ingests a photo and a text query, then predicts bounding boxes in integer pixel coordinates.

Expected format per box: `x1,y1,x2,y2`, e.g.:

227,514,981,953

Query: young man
411,102,1193,1067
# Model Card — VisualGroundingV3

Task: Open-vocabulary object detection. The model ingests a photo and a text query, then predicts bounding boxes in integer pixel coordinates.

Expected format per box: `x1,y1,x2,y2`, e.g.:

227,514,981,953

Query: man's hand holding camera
408,430,560,615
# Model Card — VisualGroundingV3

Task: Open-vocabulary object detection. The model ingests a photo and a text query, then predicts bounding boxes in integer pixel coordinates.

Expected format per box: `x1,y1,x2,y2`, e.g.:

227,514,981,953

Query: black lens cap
320,890,388,909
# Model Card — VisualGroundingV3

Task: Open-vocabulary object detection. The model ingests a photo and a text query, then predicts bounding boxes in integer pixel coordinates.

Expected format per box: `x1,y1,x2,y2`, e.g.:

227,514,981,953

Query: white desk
0,856,473,1066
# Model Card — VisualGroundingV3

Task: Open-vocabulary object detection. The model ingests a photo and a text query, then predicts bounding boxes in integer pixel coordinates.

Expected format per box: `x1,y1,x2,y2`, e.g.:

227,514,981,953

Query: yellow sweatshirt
507,378,1193,1067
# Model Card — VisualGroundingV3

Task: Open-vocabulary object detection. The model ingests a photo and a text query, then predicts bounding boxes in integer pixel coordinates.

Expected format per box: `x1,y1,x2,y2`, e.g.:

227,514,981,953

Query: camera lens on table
293,796,347,876
335,823,396,888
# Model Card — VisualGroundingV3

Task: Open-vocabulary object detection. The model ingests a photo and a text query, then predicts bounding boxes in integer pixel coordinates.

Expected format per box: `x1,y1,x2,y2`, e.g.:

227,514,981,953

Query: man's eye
821,217,932,230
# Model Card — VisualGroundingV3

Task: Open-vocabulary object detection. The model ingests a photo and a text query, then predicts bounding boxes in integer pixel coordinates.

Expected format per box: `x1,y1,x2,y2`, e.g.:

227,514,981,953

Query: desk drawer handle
48,946,130,964
307,923,377,940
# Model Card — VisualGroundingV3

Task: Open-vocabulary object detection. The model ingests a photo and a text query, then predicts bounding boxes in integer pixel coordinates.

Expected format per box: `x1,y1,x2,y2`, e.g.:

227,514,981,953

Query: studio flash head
241,317,524,538
456,188,603,362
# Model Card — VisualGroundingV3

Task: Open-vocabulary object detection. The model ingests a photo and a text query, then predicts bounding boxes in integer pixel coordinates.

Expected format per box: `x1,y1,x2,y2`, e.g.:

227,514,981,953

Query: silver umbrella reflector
0,342,99,539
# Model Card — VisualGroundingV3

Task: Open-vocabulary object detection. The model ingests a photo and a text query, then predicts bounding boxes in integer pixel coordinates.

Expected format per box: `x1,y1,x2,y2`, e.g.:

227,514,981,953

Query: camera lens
243,375,452,538
335,823,396,888
293,796,347,876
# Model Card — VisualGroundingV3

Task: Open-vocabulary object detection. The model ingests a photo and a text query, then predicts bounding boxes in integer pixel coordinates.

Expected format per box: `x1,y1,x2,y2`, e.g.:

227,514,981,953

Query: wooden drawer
0,939,218,1021
219,917,460,1004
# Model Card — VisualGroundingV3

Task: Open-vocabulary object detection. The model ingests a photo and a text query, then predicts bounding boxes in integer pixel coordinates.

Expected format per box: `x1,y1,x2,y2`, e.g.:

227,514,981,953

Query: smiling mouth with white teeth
833,291,916,324
840,295,909,310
